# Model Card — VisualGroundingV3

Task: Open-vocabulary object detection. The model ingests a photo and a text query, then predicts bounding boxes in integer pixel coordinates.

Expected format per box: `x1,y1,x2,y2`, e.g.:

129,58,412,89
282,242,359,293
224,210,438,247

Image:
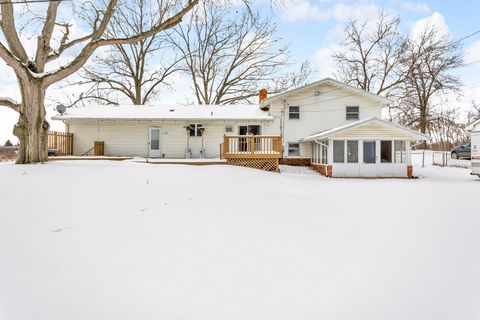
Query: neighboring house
52,78,429,177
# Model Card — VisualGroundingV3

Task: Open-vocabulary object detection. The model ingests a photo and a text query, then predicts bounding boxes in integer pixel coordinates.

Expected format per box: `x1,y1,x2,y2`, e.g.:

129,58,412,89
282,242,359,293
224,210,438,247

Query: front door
148,127,162,158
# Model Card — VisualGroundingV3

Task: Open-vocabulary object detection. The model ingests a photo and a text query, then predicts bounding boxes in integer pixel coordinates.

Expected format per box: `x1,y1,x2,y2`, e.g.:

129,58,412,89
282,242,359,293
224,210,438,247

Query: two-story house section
260,78,429,177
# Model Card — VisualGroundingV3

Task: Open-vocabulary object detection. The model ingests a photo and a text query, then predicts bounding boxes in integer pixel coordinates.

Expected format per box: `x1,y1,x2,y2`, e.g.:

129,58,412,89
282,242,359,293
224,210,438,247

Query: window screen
347,140,358,163
333,140,345,163
394,141,406,163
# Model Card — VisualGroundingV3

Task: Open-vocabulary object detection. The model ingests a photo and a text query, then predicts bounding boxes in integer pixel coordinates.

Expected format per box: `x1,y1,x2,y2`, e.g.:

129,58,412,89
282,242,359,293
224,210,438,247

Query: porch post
406,140,411,165
359,140,364,164
327,139,334,164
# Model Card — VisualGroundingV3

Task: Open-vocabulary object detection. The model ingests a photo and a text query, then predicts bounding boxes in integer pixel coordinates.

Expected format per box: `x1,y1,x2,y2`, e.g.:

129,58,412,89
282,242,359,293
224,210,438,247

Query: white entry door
149,127,162,158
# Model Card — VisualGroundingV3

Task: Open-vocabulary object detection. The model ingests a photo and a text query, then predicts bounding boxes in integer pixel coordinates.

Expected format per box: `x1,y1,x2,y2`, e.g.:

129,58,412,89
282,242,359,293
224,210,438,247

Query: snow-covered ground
1,159,479,320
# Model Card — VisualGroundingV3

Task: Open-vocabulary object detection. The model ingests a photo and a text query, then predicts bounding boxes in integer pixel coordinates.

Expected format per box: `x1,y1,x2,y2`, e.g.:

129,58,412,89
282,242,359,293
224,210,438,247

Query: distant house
52,78,429,177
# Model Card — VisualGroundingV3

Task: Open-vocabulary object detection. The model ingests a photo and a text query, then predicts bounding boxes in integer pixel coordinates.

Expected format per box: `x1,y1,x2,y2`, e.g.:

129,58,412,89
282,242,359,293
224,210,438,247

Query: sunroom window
347,140,358,163
333,140,345,163
381,140,392,163
394,141,406,163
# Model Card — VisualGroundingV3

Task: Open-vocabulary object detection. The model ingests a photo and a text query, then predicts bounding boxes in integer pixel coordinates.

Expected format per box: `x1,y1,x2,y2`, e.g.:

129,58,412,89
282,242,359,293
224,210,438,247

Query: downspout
281,99,287,155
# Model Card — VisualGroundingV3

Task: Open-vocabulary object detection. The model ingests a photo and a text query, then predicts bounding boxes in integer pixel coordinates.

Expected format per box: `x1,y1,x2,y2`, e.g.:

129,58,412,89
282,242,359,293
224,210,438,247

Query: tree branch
0,97,20,112
0,0,28,62
44,0,198,87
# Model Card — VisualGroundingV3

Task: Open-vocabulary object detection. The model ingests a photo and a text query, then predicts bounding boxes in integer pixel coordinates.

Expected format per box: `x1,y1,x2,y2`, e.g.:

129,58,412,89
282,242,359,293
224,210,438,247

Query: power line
453,30,480,44
460,59,480,68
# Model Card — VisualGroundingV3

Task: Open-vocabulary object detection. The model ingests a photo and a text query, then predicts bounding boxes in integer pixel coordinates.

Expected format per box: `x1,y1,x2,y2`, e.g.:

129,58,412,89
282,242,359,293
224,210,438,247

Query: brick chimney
259,89,268,104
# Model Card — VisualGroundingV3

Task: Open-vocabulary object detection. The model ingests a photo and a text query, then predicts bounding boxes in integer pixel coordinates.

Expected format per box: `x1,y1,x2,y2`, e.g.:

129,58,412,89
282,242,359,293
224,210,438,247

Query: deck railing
223,135,282,159
48,131,73,155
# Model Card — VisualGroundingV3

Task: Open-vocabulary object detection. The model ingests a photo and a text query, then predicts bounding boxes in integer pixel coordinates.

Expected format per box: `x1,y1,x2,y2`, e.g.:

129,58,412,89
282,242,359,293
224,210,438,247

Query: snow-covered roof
301,117,430,141
52,104,273,121
260,78,392,108
466,118,480,131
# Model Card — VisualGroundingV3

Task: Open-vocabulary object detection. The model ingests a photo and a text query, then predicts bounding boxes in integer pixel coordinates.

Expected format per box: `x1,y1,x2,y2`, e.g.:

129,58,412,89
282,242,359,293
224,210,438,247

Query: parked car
451,142,471,159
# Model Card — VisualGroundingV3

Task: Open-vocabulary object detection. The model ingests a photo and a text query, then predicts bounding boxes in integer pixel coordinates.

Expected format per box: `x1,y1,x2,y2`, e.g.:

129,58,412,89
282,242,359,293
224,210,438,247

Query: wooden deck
222,135,282,172
222,135,282,159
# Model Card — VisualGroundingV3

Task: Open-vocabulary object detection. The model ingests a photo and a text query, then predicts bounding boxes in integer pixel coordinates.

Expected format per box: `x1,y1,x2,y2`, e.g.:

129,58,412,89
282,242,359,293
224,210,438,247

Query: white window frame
237,124,262,135
288,106,300,120
287,142,300,157
188,123,204,137
346,106,360,120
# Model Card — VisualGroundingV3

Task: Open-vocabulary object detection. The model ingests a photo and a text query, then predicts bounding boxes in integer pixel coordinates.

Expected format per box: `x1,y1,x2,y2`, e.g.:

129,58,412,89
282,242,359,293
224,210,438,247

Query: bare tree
171,2,309,105
332,11,407,98
68,0,181,106
467,100,480,124
0,0,198,164
398,25,463,141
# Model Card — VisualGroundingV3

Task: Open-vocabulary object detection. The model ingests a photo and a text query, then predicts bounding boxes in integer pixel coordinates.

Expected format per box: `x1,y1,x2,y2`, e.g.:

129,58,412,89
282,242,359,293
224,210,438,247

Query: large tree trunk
13,79,50,164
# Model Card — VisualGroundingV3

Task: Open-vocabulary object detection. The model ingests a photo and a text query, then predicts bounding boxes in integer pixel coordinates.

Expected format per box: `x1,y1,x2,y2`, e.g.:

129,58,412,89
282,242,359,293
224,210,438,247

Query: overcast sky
1,0,479,144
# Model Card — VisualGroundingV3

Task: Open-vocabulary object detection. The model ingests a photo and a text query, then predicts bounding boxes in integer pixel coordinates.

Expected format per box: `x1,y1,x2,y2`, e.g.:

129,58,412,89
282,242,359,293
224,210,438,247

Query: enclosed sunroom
302,117,429,178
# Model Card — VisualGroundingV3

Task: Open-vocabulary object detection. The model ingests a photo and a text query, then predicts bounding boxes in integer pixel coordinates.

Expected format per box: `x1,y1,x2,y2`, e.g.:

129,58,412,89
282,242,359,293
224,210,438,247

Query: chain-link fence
432,151,471,168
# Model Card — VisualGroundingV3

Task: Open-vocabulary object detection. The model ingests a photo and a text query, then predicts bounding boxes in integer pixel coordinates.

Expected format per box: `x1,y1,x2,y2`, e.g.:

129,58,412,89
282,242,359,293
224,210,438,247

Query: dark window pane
333,140,345,163
381,141,392,163
347,140,358,163
363,141,376,163
289,106,300,119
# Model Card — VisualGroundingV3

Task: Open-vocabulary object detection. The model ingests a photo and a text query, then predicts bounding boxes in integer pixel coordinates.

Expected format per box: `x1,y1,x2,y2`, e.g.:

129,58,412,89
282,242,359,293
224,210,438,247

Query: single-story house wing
301,117,430,177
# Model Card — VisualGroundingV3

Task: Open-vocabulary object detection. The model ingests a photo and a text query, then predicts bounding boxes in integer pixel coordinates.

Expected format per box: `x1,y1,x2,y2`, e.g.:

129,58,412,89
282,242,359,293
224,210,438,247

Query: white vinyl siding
262,83,384,158
68,120,266,158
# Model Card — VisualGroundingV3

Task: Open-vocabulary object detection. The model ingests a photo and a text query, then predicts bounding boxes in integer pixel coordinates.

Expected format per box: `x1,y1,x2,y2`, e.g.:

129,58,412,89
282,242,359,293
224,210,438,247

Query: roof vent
169,108,175,112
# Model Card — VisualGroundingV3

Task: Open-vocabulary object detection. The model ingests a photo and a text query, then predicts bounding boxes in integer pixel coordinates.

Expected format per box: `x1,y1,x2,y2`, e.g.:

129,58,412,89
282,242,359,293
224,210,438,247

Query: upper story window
289,106,300,119
346,106,359,120
188,124,204,137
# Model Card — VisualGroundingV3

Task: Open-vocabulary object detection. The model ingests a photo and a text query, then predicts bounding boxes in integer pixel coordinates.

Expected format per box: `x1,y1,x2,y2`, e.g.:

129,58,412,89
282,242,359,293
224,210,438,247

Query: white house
52,78,429,177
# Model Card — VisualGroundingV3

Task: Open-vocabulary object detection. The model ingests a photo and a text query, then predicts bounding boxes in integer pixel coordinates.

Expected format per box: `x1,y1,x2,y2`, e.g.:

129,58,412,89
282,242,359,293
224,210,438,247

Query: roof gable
301,117,430,141
466,118,480,131
261,78,392,108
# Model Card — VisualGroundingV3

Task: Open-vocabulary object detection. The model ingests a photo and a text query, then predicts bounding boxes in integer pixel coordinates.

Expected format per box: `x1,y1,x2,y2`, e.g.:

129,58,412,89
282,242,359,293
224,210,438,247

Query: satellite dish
56,104,66,115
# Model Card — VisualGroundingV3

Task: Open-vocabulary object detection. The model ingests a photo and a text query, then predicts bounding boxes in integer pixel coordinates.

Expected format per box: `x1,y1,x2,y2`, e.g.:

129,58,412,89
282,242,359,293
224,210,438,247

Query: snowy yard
1,159,480,320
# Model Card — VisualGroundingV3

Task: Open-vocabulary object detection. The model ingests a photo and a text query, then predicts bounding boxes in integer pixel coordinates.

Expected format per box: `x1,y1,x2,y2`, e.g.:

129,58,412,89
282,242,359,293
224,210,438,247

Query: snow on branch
0,97,20,112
